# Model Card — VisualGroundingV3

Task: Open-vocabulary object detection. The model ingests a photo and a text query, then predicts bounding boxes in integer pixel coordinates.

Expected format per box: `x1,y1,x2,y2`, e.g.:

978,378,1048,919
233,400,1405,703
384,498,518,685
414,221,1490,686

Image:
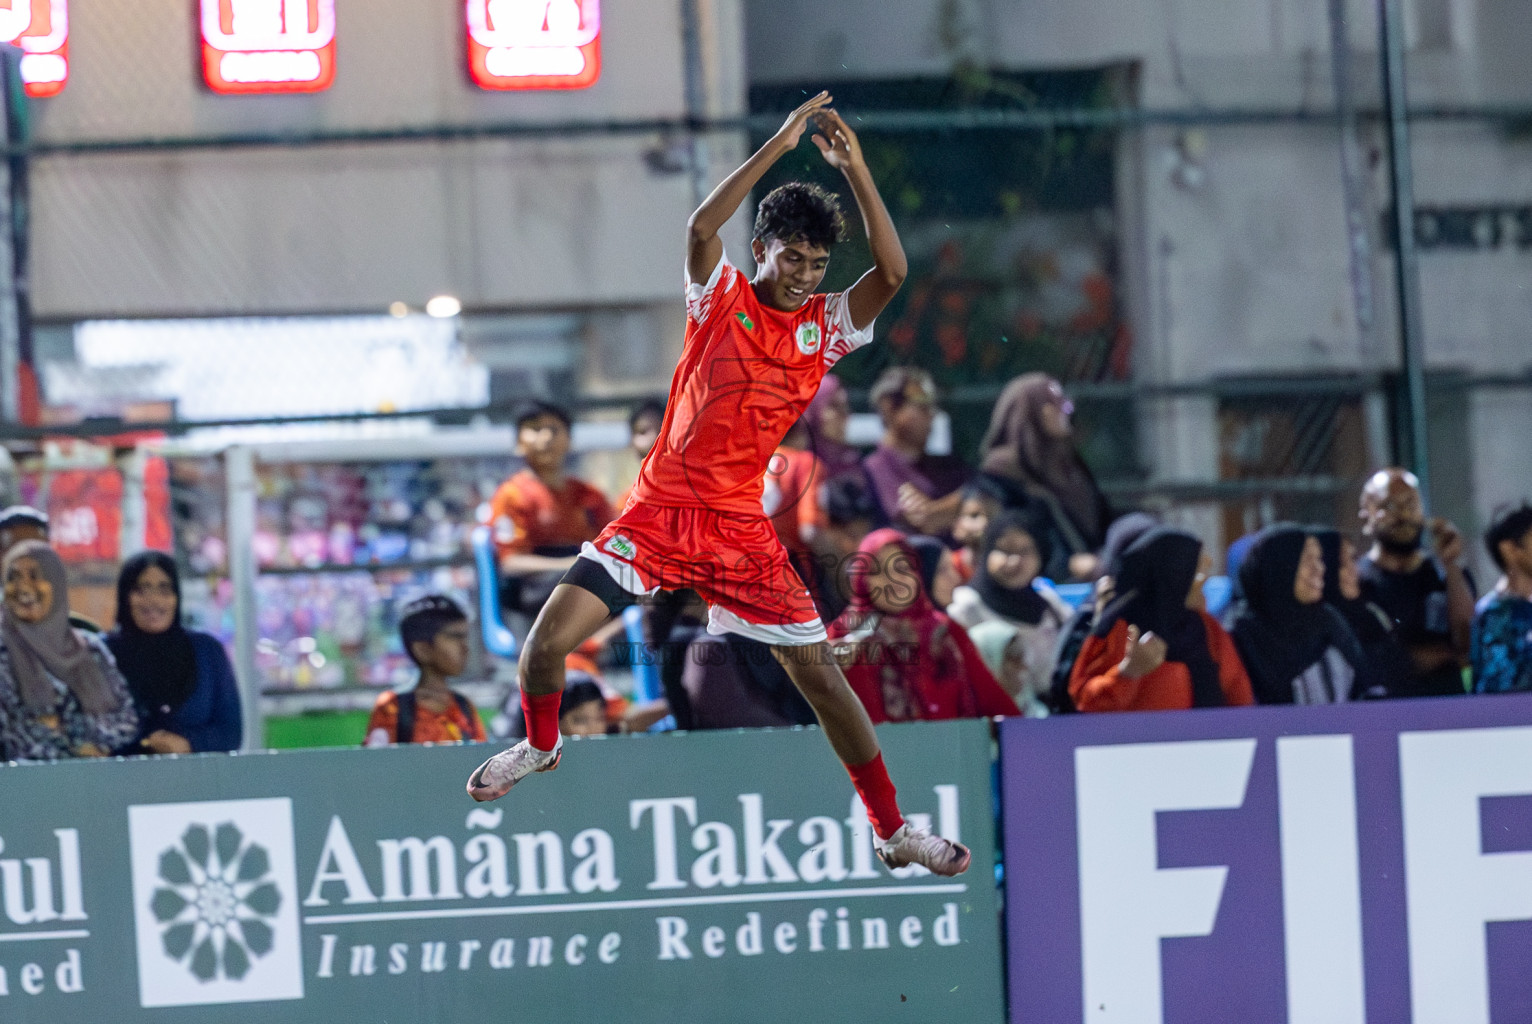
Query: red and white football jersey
628,253,874,517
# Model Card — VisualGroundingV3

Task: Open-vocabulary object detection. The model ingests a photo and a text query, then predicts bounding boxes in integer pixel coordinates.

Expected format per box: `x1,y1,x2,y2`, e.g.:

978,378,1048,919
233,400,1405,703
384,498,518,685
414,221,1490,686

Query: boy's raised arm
813,109,907,330
686,91,834,287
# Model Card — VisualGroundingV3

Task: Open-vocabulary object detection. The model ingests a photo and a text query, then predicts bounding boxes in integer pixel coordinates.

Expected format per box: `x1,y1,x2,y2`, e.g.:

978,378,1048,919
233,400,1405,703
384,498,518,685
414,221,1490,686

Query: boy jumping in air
467,92,970,877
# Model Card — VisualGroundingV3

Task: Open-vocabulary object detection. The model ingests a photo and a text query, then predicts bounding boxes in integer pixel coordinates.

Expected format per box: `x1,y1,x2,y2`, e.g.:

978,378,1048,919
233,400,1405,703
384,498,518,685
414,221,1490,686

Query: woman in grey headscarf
978,373,1114,577
0,540,137,760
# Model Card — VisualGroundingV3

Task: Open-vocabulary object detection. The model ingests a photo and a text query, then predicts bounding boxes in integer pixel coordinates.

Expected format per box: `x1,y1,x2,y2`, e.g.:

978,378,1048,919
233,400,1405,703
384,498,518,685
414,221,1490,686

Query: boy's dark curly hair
399,594,468,666
1485,501,1532,570
753,182,847,250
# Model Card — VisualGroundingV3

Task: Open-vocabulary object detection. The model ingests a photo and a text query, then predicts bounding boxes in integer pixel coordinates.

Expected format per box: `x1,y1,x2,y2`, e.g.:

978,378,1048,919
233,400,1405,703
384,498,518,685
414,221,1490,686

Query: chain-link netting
4,17,1530,716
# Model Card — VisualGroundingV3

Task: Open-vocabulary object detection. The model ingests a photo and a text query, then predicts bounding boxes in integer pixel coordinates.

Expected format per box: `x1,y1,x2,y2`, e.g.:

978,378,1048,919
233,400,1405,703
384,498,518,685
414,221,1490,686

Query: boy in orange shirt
366,596,487,746
486,401,616,616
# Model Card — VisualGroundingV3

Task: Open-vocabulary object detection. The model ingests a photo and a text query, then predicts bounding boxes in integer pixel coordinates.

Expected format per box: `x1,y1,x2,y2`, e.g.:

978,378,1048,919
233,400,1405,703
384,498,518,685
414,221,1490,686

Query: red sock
845,753,905,841
522,691,563,752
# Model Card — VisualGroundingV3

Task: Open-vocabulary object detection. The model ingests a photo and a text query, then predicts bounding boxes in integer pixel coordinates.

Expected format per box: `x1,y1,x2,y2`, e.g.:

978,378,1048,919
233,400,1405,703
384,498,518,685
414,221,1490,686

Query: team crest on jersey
605,533,637,561
735,312,755,331
795,321,822,355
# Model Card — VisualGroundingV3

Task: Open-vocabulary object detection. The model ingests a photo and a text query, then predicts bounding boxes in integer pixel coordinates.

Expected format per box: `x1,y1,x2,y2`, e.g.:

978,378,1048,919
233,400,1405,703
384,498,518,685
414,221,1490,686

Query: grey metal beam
1378,0,1432,496
19,104,1532,160
225,445,262,752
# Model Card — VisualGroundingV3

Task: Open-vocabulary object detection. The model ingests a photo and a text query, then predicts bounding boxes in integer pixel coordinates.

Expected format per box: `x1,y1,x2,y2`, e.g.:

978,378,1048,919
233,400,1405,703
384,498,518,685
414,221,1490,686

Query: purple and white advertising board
1001,694,1532,1024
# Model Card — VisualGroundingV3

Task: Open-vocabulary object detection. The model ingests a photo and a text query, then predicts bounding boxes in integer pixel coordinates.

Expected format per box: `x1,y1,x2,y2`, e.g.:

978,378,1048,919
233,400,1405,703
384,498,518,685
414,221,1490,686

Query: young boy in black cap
365,595,486,746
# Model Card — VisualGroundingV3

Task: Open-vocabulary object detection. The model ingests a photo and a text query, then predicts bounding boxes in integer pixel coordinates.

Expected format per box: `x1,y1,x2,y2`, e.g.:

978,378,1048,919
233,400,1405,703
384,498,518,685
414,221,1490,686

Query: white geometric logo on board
128,798,304,1008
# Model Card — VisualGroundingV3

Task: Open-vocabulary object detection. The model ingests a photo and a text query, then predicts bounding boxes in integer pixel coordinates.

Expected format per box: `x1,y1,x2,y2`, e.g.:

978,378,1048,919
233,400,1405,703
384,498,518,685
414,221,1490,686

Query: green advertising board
0,720,1002,1022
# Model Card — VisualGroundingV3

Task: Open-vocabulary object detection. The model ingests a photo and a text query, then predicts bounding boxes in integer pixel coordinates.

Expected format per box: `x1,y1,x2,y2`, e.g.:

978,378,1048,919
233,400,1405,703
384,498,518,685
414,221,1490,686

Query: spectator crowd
480,372,1532,745
4,368,1532,761
0,507,242,761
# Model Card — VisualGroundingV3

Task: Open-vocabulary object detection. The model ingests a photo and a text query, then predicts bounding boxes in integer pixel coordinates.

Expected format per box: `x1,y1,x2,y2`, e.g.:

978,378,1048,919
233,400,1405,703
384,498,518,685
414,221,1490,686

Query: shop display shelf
257,555,473,576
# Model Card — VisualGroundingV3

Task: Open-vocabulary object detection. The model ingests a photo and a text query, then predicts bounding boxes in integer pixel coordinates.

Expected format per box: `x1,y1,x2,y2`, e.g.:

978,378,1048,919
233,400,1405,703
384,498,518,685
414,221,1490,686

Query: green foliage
749,71,1133,470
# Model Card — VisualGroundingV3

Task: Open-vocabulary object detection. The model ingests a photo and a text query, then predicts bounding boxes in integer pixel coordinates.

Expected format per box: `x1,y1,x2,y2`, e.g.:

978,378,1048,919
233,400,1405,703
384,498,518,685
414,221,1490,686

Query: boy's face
517,415,571,468
1499,529,1532,576
953,496,997,548
751,237,830,312
413,620,470,678
560,700,607,737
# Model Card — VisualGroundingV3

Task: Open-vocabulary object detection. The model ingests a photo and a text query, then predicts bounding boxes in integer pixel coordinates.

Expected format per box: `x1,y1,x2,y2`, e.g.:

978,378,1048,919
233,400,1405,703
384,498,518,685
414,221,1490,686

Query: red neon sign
200,0,336,95
2,0,68,98
467,0,601,91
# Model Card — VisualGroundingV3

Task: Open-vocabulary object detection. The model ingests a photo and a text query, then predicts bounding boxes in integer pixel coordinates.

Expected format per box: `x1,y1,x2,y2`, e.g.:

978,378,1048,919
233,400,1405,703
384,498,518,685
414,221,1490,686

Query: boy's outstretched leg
772,643,971,877
467,583,613,801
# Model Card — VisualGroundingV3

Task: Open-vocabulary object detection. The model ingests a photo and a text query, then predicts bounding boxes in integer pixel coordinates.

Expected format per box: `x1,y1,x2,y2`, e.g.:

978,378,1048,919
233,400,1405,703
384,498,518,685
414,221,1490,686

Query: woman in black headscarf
1045,511,1159,713
948,509,1075,702
1231,525,1366,705
1311,528,1413,699
948,510,1073,626
108,551,243,754
1070,526,1253,711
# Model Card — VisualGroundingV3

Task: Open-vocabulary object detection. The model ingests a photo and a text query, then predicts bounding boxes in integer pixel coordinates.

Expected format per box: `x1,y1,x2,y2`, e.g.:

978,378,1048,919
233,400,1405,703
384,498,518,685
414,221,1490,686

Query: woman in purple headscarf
979,374,1112,549
803,375,864,478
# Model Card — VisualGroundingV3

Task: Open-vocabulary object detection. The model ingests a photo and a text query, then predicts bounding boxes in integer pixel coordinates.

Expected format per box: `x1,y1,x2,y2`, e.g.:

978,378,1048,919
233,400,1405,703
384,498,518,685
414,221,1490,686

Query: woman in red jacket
1070,526,1254,712
828,528,1020,723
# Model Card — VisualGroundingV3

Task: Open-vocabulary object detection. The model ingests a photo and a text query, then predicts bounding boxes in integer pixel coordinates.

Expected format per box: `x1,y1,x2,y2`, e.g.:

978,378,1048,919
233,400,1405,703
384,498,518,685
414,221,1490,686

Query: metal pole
1328,0,1379,359
1378,0,1432,495
117,446,148,559
226,446,263,751
6,50,28,425
0,46,26,424
678,0,711,207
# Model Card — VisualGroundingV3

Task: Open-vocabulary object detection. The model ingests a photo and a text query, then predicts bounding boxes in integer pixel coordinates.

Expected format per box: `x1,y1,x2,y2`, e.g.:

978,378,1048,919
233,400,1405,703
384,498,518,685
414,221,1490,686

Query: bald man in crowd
1356,468,1475,697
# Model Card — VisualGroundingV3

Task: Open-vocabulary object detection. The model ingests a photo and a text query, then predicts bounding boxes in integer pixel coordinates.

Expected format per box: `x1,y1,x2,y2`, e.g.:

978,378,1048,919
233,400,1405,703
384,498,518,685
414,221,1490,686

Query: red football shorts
580,503,826,646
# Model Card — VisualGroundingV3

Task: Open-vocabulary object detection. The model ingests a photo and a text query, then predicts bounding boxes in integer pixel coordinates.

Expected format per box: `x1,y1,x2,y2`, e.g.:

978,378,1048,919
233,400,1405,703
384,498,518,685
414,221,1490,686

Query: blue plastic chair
1044,579,1095,611
622,605,661,701
622,604,675,732
1202,575,1233,618
1037,576,1234,617
471,525,518,659
474,526,673,729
